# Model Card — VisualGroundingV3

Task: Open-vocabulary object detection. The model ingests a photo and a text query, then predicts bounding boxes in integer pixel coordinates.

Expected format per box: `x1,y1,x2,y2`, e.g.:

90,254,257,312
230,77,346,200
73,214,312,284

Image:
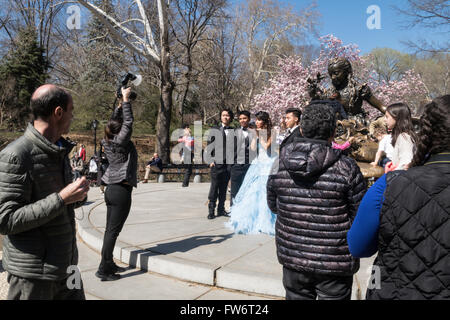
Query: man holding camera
0,84,89,300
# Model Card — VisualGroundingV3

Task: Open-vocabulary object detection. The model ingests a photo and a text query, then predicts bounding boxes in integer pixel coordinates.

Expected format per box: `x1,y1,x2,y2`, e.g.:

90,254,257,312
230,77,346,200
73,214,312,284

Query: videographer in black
96,86,137,281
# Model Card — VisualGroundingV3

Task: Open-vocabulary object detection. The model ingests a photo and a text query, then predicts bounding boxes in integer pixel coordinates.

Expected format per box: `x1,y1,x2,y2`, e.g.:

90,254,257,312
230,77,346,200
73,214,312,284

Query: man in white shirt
230,110,256,206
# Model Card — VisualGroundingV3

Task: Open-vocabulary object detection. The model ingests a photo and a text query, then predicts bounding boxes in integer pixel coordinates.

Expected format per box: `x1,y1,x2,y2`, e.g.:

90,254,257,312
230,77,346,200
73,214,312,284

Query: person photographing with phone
96,86,138,281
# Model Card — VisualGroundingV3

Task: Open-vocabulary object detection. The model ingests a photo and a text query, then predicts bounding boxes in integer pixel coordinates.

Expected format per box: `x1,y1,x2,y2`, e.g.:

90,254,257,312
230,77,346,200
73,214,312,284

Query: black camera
117,72,140,101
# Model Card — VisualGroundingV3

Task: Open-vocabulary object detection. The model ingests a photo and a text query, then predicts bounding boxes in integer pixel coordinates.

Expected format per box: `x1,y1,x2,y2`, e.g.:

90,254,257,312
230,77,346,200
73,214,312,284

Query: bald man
0,84,89,300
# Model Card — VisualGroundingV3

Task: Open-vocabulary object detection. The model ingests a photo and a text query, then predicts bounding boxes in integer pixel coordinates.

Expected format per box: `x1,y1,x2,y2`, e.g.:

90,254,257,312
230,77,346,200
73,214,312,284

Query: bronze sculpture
308,57,386,122
307,57,387,182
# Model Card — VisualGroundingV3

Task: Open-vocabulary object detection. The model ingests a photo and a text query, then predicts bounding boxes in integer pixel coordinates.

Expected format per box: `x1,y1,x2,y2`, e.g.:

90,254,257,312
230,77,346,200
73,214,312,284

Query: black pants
182,164,192,187
182,152,194,187
7,273,85,300
208,165,230,212
230,164,250,206
98,183,132,274
282,267,353,300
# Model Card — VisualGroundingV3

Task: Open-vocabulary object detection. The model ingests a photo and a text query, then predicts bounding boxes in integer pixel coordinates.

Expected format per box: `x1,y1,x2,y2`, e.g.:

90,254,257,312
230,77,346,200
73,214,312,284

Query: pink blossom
252,35,430,124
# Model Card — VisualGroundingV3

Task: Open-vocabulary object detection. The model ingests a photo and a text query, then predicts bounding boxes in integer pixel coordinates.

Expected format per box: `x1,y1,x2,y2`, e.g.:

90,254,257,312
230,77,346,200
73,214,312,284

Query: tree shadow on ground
125,234,233,276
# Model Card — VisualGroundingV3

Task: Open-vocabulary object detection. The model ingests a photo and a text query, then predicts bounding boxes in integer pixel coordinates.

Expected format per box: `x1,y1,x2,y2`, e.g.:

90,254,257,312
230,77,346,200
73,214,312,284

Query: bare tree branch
393,0,449,53
77,0,161,64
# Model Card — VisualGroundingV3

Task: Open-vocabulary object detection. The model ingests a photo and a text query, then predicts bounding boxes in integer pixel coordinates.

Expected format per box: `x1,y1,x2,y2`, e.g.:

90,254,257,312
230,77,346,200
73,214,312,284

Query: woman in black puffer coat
365,95,450,300
267,101,366,300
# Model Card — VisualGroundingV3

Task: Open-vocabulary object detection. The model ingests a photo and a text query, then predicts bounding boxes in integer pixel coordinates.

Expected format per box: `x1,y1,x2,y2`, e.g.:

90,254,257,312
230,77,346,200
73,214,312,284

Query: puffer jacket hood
281,138,341,180
267,137,366,276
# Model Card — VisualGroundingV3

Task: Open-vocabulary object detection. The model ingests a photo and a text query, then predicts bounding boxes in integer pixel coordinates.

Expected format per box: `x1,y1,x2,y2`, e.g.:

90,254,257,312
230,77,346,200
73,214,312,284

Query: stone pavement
0,182,376,300
77,234,279,300
76,182,376,300
1,237,276,300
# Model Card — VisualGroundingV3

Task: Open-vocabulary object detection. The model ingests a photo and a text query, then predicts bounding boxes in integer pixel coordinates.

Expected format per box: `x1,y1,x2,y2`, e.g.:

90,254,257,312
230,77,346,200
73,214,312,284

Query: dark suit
230,127,256,206
279,126,302,153
206,125,234,214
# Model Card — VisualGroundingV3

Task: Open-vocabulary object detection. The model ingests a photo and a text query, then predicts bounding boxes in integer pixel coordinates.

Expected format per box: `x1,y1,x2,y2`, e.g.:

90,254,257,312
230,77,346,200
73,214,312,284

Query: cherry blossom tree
253,34,430,124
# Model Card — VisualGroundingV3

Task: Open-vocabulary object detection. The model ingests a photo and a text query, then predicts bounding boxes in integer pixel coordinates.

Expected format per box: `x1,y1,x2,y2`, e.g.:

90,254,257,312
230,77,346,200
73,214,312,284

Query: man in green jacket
0,84,90,300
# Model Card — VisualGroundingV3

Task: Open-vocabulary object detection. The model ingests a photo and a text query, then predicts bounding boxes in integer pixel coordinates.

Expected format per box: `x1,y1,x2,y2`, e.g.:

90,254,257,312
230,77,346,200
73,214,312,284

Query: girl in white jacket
384,103,417,171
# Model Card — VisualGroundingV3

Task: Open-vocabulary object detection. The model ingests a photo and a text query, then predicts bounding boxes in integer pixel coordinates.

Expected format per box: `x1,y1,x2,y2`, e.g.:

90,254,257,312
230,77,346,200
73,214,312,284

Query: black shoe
112,264,127,273
207,213,215,219
95,271,121,281
217,210,230,217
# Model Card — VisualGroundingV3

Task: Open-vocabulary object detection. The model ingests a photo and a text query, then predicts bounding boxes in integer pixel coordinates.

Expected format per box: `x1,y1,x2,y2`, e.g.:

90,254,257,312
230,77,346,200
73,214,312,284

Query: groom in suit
279,108,302,152
230,110,256,207
206,109,234,219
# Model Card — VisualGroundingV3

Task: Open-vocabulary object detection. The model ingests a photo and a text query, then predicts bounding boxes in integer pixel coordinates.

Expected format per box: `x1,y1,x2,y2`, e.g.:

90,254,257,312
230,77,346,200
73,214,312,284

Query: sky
283,0,448,54
1,0,446,56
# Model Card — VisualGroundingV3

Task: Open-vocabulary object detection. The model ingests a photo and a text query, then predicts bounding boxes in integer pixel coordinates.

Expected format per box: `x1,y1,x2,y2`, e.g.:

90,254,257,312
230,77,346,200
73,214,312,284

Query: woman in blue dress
226,111,278,235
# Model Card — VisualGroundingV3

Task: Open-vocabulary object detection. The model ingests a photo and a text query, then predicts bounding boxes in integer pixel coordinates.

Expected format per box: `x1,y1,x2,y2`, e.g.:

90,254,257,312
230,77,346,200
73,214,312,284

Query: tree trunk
156,0,173,164
178,72,192,125
157,78,173,164
178,50,193,125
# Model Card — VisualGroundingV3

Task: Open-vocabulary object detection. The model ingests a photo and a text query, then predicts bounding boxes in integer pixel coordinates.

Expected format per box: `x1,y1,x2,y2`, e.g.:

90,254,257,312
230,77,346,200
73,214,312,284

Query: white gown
226,143,277,235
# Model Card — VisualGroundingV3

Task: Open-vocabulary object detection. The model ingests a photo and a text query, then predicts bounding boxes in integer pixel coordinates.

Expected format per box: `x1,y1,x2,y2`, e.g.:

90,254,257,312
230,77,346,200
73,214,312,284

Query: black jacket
148,157,163,171
279,126,302,153
366,152,450,300
101,102,138,187
267,138,366,276
205,125,234,169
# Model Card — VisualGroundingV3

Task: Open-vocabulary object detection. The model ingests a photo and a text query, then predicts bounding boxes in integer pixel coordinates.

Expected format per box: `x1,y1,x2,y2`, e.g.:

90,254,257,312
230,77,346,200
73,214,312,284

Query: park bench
143,163,210,183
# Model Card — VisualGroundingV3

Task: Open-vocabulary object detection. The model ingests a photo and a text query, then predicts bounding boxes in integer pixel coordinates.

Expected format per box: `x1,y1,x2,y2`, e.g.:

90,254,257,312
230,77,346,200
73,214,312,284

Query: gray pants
7,273,85,300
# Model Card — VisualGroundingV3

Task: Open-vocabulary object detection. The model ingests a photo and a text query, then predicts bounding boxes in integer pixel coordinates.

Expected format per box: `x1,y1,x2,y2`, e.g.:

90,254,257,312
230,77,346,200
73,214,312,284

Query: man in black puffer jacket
0,85,89,300
267,102,366,300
